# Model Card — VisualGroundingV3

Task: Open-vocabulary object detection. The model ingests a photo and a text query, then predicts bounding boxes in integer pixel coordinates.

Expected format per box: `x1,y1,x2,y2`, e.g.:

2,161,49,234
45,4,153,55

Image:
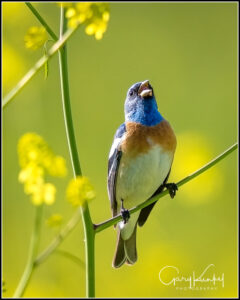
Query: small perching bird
108,80,177,268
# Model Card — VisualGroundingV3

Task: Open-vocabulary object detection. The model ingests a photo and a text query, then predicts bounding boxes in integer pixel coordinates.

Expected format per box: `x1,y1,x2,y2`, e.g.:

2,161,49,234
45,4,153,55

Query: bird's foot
164,183,178,199
120,199,130,224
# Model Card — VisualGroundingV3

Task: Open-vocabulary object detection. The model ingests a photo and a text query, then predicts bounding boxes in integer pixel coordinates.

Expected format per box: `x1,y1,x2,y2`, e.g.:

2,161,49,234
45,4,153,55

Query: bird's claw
120,199,130,224
121,208,130,224
164,183,178,199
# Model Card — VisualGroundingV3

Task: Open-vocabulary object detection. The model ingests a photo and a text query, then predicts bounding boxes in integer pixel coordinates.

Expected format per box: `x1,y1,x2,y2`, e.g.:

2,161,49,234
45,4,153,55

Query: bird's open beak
138,80,153,98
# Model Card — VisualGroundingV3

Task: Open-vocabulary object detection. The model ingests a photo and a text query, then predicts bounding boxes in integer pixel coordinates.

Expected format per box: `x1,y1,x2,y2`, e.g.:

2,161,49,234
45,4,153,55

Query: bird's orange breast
121,120,177,157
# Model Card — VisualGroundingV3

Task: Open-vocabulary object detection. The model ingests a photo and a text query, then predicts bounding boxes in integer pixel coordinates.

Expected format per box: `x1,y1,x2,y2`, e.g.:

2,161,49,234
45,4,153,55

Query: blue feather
124,82,164,126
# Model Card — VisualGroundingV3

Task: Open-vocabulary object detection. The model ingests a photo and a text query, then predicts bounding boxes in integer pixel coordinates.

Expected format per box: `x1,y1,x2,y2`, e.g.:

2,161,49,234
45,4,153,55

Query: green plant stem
25,2,58,41
58,38,81,176
94,142,238,233
13,205,43,298
2,25,79,108
58,7,95,298
80,204,95,297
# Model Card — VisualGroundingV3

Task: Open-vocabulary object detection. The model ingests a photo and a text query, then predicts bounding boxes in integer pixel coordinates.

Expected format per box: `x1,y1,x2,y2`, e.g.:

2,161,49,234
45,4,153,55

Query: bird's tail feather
112,226,137,268
125,225,137,264
112,229,126,268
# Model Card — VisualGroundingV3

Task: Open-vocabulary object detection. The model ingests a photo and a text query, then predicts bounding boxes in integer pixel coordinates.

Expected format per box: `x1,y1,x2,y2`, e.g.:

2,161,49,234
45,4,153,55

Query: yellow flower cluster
66,176,95,207
64,2,110,40
18,133,67,206
24,26,48,50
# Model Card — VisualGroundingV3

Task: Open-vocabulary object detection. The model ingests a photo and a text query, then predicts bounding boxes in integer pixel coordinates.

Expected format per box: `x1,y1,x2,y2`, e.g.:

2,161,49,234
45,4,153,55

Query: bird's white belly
116,145,173,210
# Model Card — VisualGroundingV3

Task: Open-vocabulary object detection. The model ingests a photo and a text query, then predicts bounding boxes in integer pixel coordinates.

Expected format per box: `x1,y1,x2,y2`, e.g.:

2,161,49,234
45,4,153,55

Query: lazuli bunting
108,80,177,268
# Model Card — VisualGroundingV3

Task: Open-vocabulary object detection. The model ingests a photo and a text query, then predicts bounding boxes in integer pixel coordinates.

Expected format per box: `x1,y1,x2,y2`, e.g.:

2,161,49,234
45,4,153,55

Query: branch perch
95,142,238,233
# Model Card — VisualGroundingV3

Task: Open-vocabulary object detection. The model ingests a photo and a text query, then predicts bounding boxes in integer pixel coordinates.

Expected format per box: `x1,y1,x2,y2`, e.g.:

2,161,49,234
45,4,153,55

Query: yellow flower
43,183,56,205
18,133,49,168
24,26,48,50
23,179,56,206
66,176,95,207
46,214,63,228
18,133,67,206
31,184,44,206
18,163,44,184
46,156,67,177
18,133,67,176
65,3,110,40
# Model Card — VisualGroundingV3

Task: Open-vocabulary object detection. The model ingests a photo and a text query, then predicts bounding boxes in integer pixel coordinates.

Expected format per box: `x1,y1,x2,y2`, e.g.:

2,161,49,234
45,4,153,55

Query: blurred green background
3,2,237,298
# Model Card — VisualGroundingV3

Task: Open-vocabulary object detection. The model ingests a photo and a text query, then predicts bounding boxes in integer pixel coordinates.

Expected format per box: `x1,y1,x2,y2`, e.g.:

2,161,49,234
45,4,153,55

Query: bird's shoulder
114,123,126,140
121,120,177,157
108,123,126,178
108,123,126,160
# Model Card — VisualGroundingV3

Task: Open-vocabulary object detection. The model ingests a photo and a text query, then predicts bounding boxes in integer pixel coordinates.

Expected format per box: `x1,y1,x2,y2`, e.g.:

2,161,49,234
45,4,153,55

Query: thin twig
94,142,238,233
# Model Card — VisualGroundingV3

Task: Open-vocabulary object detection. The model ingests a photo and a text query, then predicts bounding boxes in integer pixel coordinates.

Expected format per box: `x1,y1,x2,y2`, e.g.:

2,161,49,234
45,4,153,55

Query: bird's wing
138,168,171,227
108,123,126,217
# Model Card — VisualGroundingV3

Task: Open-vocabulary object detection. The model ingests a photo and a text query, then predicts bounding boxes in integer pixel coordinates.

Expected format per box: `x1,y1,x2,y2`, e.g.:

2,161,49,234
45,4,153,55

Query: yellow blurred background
2,2,238,298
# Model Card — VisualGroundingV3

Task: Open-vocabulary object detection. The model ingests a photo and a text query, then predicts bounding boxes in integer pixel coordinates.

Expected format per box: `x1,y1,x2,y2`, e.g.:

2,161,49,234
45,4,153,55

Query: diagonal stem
94,142,238,233
25,2,58,41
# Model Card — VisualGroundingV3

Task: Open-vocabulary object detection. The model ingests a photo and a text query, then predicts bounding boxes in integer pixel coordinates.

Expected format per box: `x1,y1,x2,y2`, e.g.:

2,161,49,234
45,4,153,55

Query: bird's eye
129,89,135,97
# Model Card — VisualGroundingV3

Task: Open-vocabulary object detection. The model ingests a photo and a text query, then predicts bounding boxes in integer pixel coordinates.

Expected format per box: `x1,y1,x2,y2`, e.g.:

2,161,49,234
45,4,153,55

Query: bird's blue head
124,80,164,126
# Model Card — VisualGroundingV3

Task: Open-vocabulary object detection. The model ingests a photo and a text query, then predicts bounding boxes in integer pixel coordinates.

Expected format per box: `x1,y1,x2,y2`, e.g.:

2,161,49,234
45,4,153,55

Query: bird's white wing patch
109,135,125,159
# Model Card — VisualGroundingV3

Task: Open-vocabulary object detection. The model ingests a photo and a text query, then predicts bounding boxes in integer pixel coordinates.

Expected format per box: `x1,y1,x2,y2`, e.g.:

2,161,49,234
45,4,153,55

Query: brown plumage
121,120,177,157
